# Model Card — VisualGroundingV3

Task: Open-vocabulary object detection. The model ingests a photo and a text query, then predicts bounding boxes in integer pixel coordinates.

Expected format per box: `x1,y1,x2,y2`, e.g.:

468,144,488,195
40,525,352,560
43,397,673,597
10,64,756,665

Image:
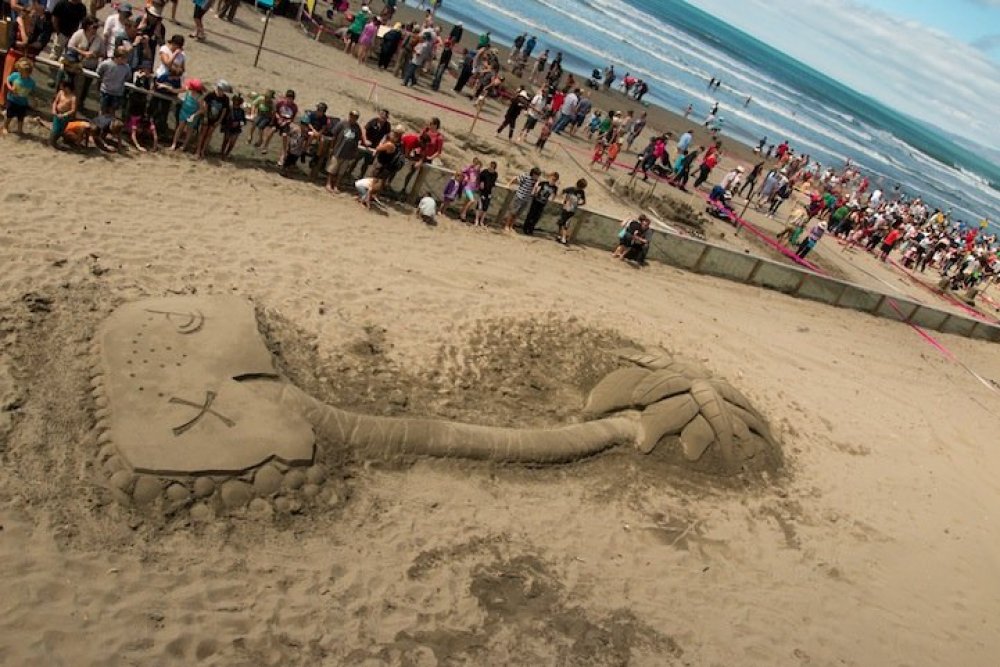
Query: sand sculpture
91,297,781,512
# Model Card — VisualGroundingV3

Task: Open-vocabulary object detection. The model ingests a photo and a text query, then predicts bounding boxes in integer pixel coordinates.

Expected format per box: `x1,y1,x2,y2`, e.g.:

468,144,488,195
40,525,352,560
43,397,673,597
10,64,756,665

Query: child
556,178,587,246
195,79,232,159
4,59,36,135
126,107,158,152
50,79,78,148
247,89,275,147
602,140,621,171
92,105,125,151
171,78,205,151
590,138,606,167
535,117,553,152
441,168,462,216
279,122,306,176
416,192,437,225
220,93,246,158
458,157,482,221
96,47,132,114
586,111,602,140
474,160,498,227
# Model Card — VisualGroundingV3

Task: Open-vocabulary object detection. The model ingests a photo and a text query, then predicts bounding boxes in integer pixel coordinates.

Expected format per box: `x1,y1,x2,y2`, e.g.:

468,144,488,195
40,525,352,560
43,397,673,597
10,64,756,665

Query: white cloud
688,0,1000,151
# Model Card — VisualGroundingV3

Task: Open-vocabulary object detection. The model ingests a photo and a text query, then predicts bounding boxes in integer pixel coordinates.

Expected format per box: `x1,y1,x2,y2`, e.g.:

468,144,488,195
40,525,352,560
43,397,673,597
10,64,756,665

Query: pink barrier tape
884,257,999,325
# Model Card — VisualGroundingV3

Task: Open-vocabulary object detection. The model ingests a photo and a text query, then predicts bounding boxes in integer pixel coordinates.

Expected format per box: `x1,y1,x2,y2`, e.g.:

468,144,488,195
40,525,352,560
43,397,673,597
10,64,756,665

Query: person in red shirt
879,226,903,262
692,150,719,189
402,117,445,192
550,88,565,115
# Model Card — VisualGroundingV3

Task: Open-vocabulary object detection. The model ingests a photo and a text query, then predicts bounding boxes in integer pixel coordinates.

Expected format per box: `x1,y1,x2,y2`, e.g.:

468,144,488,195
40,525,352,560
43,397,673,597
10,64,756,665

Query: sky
687,0,1000,158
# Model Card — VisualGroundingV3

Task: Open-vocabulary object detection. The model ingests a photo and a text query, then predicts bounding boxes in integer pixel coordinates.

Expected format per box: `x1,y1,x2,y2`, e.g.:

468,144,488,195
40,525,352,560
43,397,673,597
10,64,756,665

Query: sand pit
3,16,1000,664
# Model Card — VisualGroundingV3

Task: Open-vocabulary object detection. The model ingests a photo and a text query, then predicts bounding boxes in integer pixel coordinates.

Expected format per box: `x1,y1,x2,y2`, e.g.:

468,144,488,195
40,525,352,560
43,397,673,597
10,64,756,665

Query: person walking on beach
510,32,526,62
496,89,528,140
517,88,546,142
738,160,765,198
553,87,579,134
430,38,453,90
523,35,537,59
625,111,646,151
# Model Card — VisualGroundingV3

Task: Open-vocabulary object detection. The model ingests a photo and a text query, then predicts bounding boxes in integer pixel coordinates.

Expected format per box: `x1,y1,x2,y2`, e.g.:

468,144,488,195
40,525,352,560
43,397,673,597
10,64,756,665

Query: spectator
325,110,362,193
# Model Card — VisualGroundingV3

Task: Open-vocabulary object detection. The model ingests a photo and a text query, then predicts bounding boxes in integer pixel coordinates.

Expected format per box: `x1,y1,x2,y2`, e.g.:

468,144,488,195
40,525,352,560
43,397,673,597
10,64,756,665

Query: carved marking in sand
169,391,236,436
94,296,315,475
144,308,205,334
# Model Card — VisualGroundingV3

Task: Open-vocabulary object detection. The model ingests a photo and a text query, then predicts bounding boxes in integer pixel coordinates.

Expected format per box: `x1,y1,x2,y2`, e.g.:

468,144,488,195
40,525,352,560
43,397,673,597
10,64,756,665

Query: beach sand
2,9,1000,667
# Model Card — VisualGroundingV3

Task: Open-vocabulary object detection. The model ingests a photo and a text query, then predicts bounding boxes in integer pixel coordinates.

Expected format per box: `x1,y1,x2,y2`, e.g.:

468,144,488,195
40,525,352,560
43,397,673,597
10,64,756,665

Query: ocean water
434,0,1000,230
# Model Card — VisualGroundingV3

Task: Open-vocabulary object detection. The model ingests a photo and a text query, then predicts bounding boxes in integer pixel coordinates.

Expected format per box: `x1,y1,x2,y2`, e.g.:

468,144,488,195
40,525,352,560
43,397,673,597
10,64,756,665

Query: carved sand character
91,297,781,511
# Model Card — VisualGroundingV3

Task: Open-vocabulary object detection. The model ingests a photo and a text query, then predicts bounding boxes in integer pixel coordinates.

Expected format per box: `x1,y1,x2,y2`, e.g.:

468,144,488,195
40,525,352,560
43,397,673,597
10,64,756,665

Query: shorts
477,193,492,212
280,151,301,168
51,115,68,137
5,101,28,120
508,196,530,217
348,30,360,44
100,92,124,111
463,187,476,201
523,116,538,131
557,210,575,229
254,114,271,129
193,5,208,19
575,113,586,127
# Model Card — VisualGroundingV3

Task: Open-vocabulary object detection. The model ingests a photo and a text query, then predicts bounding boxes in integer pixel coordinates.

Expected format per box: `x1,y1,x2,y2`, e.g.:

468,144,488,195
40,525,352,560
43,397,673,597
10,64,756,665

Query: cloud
689,0,1000,151
972,33,1000,50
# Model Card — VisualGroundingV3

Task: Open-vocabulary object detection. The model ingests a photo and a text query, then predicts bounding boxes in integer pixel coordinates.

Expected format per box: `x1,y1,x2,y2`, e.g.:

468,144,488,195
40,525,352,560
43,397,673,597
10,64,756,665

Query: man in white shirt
553,88,579,134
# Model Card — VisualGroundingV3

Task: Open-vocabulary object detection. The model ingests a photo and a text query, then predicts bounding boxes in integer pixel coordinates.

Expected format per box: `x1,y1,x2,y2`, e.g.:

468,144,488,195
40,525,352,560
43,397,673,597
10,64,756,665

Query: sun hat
118,2,132,14
216,79,233,93
186,78,204,93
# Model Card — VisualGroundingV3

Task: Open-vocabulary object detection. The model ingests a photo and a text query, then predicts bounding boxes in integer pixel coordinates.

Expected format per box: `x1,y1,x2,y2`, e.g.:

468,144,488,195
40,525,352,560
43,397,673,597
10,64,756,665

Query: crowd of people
4,0,996,281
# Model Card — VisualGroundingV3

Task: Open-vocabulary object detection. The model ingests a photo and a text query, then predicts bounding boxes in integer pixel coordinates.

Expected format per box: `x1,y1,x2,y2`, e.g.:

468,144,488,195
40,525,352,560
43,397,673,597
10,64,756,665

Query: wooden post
366,81,376,103
469,98,485,132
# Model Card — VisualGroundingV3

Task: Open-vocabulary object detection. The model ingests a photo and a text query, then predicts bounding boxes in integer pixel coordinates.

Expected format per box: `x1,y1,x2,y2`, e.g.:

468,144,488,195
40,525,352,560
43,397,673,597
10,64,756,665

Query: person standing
49,0,86,60
555,179,587,245
796,220,827,258
510,32,526,61
522,171,559,236
503,167,540,232
452,47,475,93
325,110,363,193
430,38,453,90
523,35,537,59
625,111,646,151
402,32,433,87
378,22,402,70
496,89,528,140
552,87,579,135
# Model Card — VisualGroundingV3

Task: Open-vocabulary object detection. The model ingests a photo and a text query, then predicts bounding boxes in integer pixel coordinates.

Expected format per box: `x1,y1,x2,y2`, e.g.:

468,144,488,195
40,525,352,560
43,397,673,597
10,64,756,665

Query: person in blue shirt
4,59,36,135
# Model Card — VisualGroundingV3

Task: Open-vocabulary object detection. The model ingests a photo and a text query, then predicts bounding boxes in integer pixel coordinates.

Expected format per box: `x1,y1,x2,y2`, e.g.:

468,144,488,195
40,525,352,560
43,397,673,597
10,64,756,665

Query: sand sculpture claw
585,347,782,474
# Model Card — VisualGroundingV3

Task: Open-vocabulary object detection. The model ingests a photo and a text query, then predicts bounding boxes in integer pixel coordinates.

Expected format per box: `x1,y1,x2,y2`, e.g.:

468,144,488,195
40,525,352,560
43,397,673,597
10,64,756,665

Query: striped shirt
515,173,538,200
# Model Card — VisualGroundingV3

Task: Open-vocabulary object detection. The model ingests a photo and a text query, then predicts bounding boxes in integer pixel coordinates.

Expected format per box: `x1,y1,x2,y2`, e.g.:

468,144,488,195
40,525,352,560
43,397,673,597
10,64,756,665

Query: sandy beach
2,7,1000,667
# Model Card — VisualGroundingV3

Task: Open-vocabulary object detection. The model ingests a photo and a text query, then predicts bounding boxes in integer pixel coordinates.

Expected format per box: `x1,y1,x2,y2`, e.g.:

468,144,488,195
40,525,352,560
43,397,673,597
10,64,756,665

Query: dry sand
2,9,1000,667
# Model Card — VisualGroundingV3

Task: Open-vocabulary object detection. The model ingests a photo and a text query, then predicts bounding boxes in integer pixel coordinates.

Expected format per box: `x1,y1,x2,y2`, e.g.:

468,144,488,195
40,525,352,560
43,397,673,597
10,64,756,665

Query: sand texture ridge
2,13,1000,667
